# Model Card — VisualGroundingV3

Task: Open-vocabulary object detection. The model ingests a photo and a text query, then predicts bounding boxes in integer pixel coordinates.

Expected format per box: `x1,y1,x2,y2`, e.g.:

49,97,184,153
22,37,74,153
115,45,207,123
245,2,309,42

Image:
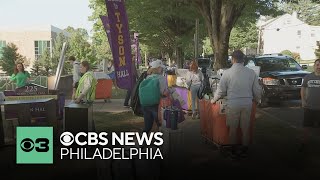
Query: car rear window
197,58,211,68
255,57,302,72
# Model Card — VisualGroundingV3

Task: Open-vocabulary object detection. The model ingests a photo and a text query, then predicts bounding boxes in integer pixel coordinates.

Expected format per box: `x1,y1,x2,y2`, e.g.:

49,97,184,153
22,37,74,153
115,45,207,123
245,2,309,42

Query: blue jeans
142,105,160,134
190,84,200,114
124,89,131,106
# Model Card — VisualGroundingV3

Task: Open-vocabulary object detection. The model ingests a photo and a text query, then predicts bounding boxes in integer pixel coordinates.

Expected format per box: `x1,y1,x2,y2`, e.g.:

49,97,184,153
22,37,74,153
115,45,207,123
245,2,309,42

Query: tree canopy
89,0,316,70
89,0,206,67
280,0,320,26
192,0,281,70
0,43,26,75
65,27,97,65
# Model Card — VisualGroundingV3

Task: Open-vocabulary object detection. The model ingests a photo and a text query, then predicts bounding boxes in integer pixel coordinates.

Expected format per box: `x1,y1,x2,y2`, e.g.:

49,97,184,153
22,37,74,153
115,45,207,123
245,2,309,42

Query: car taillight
262,78,280,85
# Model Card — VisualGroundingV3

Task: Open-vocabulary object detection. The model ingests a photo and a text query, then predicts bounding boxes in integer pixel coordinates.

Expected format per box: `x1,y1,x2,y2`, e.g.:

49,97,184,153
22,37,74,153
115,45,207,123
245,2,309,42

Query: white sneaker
192,112,196,119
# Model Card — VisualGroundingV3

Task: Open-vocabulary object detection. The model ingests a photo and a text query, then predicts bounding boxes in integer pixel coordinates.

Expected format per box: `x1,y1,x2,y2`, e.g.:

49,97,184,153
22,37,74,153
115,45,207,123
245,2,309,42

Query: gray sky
0,0,94,35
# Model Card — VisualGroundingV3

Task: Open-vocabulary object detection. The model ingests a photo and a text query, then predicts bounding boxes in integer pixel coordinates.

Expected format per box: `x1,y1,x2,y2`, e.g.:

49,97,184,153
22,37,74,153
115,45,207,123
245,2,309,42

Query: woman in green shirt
10,63,30,88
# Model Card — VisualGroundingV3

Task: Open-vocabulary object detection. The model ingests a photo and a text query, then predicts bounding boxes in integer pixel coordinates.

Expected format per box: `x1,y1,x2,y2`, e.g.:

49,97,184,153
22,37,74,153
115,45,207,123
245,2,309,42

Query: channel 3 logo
20,138,49,152
16,127,53,164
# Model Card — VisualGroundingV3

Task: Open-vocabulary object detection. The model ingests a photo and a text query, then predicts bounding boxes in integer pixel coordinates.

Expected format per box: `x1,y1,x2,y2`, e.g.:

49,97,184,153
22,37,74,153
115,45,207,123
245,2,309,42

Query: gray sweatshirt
212,63,262,107
186,70,204,87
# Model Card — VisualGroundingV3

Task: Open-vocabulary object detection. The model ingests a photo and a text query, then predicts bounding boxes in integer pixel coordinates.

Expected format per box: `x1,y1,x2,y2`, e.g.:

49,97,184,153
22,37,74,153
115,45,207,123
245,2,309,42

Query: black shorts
303,108,320,127
73,82,79,89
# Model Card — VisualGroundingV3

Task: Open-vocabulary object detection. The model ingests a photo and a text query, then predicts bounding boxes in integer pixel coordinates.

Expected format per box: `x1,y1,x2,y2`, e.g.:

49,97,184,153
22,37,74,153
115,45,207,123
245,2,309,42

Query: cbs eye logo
20,138,49,152
60,132,74,146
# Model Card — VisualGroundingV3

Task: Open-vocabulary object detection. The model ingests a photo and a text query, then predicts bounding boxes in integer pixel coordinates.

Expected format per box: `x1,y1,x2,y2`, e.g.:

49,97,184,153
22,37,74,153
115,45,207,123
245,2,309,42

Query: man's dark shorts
303,108,320,127
73,82,79,89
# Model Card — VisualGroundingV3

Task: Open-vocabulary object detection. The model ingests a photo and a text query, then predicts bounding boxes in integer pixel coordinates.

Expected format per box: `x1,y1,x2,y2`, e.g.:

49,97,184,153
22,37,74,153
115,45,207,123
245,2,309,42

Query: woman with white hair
139,59,168,134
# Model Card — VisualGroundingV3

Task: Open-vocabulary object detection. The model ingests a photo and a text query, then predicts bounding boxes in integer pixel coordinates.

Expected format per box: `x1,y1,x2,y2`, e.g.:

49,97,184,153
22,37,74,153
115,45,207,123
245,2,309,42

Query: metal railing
0,76,48,91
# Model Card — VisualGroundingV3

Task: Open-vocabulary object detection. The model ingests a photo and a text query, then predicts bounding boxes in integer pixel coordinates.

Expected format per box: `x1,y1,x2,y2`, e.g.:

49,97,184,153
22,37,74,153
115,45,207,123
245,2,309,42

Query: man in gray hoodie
211,50,262,159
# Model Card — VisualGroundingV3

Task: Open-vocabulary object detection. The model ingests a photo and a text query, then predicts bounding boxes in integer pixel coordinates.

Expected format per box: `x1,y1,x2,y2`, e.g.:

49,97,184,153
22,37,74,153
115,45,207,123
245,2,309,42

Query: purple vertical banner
100,15,114,53
134,32,141,64
105,0,133,90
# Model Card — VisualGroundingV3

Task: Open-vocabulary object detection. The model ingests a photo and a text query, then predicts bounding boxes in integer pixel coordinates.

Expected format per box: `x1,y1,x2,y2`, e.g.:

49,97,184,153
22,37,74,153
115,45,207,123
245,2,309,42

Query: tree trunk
175,46,183,68
144,51,148,67
214,43,228,70
193,0,245,71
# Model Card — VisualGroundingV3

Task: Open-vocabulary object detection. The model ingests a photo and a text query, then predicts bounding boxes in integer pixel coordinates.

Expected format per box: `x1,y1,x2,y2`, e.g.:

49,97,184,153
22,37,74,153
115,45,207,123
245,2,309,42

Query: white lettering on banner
117,70,129,78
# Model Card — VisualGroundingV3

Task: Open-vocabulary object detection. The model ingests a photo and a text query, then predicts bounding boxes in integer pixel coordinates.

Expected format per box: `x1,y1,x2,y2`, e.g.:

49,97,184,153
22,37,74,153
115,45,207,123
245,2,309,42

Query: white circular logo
60,132,74,146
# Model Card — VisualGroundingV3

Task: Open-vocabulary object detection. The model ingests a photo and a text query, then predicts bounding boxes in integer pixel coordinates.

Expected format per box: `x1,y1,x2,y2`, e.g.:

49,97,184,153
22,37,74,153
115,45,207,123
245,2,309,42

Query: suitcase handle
218,99,226,114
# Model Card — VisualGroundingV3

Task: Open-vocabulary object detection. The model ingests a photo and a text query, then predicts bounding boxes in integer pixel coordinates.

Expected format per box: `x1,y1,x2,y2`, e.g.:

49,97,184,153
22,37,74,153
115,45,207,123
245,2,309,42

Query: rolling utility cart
94,72,113,102
199,99,256,152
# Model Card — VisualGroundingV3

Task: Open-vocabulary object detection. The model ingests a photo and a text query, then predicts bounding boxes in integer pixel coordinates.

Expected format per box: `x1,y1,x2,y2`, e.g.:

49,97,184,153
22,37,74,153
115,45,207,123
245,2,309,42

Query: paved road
258,100,303,128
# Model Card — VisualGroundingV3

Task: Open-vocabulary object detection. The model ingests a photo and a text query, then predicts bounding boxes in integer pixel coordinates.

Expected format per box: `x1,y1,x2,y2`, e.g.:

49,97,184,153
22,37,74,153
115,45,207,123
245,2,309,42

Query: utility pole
194,18,199,59
257,26,262,55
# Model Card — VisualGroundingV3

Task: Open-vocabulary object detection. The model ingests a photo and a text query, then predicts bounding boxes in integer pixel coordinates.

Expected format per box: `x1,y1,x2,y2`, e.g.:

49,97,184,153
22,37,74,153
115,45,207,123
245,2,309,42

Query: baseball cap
149,59,165,68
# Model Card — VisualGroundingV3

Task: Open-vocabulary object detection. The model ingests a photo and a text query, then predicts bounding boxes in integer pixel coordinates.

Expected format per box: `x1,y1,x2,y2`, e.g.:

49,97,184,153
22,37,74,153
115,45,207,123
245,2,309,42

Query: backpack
197,67,212,99
138,75,161,106
131,71,148,116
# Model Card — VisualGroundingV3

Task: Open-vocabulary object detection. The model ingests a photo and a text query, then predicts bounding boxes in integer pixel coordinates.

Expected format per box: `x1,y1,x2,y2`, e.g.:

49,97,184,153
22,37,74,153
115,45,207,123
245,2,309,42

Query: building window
286,19,291,25
34,40,50,60
0,40,6,59
297,30,302,38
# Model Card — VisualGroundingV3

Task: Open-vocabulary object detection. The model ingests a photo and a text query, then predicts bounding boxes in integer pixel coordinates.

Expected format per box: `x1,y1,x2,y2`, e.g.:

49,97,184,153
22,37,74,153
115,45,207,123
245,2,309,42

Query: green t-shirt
10,72,30,88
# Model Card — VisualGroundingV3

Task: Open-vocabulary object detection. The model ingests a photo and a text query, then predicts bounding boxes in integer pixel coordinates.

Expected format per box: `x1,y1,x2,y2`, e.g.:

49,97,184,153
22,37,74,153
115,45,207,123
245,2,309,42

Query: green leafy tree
126,0,203,67
280,0,320,26
30,60,43,76
280,49,301,62
52,33,67,71
229,22,258,50
51,33,71,75
38,48,52,76
88,0,113,62
65,27,97,65
89,0,204,68
192,0,281,70
0,43,26,75
281,49,293,56
202,37,214,55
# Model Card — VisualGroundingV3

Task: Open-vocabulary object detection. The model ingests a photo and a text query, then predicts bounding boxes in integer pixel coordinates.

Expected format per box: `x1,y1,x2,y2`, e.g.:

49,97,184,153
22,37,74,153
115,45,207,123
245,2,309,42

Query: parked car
244,54,310,107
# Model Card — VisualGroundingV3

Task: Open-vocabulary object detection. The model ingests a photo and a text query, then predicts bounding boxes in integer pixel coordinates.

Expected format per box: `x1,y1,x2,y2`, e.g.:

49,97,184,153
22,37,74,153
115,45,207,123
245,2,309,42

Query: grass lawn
111,86,128,99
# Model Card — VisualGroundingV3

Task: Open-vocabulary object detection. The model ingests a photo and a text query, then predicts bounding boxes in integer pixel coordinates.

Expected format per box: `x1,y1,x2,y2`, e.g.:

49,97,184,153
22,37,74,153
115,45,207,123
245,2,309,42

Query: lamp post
195,18,199,59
